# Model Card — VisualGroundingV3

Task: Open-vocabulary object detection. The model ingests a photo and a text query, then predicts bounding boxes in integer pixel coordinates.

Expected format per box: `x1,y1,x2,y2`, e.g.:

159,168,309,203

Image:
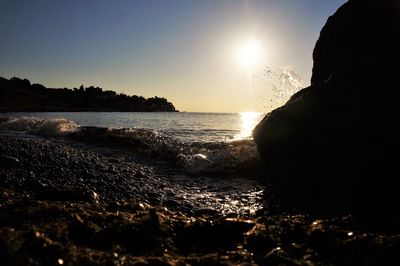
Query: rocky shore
1,135,400,265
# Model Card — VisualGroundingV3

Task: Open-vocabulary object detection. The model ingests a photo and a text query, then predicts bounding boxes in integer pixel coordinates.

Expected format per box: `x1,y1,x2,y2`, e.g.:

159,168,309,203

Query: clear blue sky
0,0,346,112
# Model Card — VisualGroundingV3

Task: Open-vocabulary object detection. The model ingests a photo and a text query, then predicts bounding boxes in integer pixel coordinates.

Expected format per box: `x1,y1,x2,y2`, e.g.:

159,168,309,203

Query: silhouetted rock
311,0,400,85
253,0,400,218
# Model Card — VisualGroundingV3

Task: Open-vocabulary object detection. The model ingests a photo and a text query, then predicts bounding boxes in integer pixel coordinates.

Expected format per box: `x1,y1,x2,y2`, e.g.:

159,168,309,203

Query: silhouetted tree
11,77,31,88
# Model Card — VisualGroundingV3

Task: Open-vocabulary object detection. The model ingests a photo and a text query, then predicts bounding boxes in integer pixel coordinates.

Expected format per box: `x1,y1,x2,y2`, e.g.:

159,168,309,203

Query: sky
0,0,347,112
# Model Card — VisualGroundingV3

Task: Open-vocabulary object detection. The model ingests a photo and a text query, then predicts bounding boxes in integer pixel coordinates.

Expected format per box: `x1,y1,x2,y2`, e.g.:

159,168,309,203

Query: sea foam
0,116,79,136
0,116,262,176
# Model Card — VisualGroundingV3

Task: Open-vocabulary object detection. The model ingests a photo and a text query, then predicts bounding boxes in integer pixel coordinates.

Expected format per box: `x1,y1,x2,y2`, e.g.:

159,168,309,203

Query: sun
236,39,262,69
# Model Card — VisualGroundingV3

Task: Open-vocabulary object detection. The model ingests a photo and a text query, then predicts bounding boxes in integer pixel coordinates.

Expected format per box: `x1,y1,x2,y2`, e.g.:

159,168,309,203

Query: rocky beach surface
1,134,400,265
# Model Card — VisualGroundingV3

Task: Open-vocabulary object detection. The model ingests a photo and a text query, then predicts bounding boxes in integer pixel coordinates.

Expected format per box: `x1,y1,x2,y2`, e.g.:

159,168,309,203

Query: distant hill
0,77,177,112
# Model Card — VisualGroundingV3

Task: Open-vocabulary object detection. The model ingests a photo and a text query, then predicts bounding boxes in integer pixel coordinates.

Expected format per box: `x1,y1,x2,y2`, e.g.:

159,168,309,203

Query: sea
0,112,268,215
0,112,266,174
0,112,264,142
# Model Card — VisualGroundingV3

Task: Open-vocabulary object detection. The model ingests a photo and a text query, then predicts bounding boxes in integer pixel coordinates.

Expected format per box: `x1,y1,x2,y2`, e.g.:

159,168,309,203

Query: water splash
165,174,265,216
266,67,304,99
0,117,79,136
241,66,305,112
182,139,261,176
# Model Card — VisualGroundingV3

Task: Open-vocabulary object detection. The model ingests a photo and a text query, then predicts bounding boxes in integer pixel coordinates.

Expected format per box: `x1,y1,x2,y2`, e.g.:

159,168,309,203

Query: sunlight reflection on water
1,112,267,142
234,112,264,140
169,175,265,216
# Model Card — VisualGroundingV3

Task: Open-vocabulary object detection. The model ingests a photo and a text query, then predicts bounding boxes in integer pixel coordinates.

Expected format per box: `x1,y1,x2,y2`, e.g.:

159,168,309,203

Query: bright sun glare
236,39,262,69
235,112,263,140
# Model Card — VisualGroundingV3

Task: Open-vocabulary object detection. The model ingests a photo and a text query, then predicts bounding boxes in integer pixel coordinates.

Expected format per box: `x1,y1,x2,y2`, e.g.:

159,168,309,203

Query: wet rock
176,218,254,254
90,210,166,255
0,231,21,266
245,224,276,254
16,228,65,266
0,117,11,123
36,188,99,203
306,227,337,254
0,155,20,166
253,0,400,217
161,199,182,211
263,247,301,266
193,208,220,217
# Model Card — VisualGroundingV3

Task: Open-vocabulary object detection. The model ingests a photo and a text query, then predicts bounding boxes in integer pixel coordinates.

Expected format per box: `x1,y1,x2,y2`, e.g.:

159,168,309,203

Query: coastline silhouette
0,77,177,112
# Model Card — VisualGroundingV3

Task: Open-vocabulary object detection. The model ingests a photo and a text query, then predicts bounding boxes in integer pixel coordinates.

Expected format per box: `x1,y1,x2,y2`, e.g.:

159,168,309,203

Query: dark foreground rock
311,0,400,85
2,188,400,266
253,0,400,217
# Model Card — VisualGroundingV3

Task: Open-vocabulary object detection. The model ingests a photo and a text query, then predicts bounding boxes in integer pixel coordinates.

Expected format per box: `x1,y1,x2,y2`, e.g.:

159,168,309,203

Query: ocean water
0,112,267,215
0,112,266,175
0,112,264,143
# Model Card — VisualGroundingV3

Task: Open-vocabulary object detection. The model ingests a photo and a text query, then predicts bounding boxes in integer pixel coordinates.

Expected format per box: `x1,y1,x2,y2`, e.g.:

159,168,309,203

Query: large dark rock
311,0,400,85
253,0,400,217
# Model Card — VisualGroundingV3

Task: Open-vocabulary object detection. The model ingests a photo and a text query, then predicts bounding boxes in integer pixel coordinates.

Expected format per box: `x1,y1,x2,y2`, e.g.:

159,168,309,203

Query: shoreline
1,135,399,265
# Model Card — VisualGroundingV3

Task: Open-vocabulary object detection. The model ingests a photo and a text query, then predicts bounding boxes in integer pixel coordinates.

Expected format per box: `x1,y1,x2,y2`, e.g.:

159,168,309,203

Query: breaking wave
0,116,79,136
0,116,262,176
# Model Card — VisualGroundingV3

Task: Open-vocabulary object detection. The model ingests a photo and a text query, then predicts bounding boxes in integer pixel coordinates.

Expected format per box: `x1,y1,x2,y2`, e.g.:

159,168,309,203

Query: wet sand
1,135,400,265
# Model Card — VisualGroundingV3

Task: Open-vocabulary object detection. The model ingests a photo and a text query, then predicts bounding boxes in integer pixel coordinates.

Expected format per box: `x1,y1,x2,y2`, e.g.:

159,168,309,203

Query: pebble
0,155,20,166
